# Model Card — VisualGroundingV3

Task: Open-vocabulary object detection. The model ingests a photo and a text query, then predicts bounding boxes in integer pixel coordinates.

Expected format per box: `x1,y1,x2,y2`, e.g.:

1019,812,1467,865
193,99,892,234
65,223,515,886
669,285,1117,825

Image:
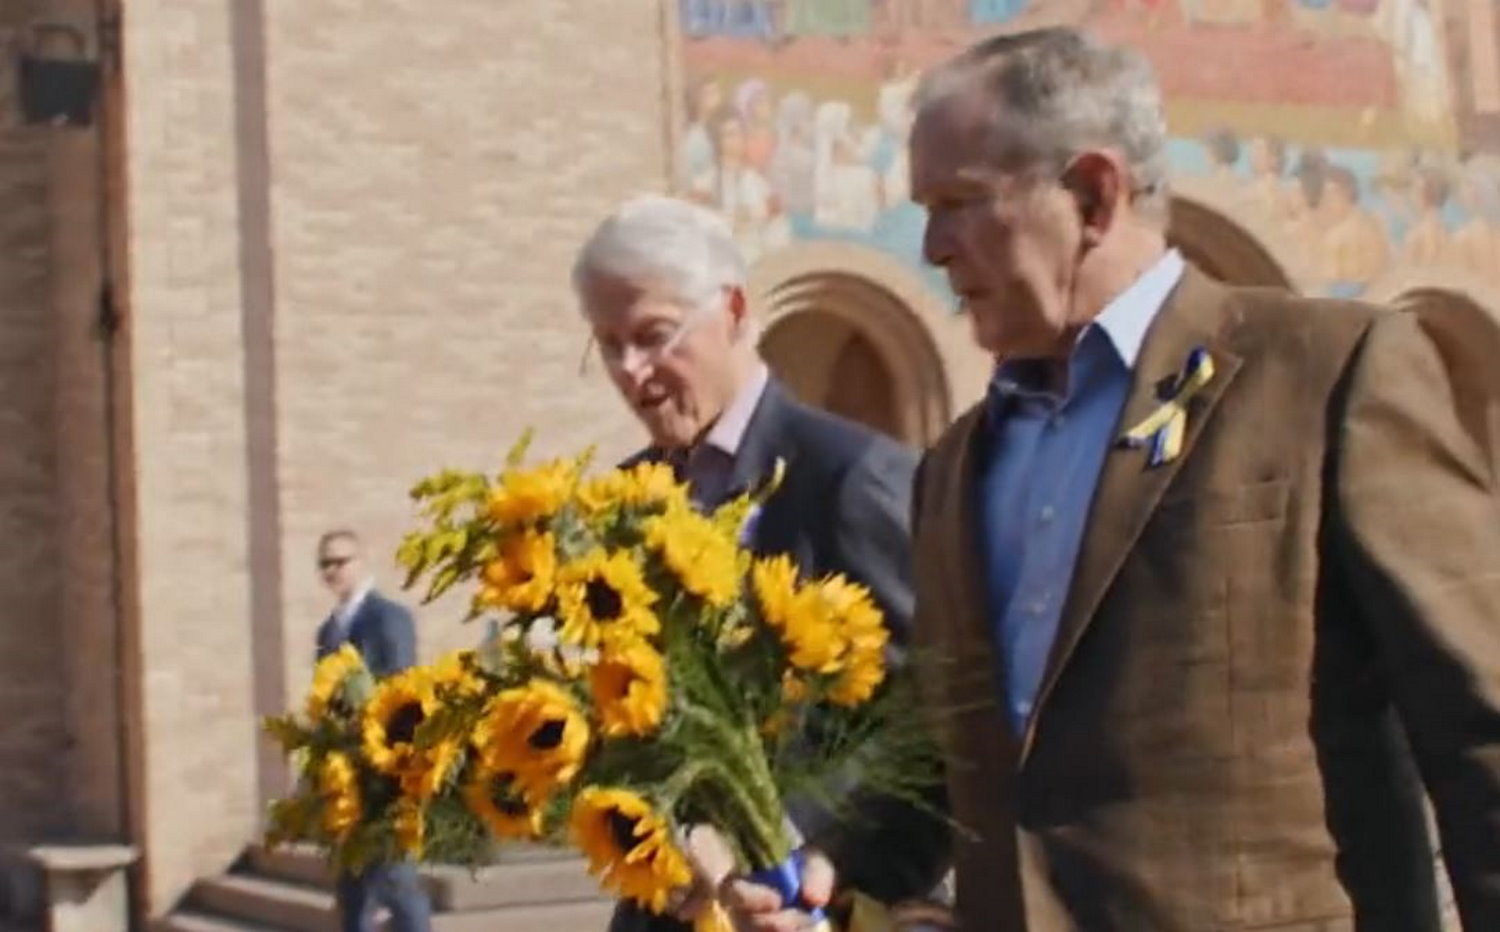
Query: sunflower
569,787,693,914
590,642,668,738
555,550,660,649
306,644,367,720
428,648,485,700
479,529,557,614
463,765,545,840
487,458,577,527
362,668,439,775
642,508,740,608
473,679,591,799
577,462,687,515
819,576,888,707
750,555,800,631
779,598,844,675
317,752,362,840
399,737,464,801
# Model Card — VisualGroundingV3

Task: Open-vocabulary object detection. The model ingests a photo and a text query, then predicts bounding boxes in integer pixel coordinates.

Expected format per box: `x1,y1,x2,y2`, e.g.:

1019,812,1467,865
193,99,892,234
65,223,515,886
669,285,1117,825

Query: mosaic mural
676,0,1500,298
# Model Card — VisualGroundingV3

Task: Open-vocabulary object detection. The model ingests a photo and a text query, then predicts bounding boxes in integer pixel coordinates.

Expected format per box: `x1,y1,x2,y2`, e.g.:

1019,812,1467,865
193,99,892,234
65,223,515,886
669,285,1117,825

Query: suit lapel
728,379,793,495
344,593,379,648
1021,268,1243,761
316,616,339,658
939,408,1022,749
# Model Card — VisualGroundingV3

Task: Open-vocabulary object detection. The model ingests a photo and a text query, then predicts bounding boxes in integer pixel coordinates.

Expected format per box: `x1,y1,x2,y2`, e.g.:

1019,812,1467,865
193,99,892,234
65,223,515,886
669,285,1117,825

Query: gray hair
571,194,747,309
916,28,1170,216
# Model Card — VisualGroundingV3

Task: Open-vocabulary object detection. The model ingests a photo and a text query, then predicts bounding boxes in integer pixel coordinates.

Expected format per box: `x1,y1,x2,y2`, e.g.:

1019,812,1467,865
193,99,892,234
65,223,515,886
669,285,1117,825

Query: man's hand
719,848,835,932
667,825,739,923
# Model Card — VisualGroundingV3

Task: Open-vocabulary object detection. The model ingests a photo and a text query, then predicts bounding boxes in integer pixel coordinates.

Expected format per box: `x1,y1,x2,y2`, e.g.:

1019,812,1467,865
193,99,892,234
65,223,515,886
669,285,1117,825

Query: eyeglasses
318,556,353,571
577,293,726,377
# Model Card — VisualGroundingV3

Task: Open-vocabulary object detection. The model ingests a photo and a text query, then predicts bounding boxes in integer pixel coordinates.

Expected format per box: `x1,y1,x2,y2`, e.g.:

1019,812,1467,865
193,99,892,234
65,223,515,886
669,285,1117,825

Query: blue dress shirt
979,251,1186,733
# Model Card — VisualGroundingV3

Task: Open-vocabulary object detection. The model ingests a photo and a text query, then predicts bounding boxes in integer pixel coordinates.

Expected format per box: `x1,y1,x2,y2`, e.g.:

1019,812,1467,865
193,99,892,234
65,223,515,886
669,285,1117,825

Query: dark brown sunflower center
489,773,529,817
606,810,643,855
528,718,566,750
585,579,624,620
386,702,426,744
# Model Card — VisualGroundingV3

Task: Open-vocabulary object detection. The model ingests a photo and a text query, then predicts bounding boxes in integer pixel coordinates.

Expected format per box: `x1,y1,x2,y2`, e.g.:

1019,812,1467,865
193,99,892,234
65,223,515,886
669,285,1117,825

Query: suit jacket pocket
1155,478,1290,529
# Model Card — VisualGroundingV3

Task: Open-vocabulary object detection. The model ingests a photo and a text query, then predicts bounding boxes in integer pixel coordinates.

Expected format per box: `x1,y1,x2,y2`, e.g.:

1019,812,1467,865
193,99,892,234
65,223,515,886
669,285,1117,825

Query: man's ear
726,285,751,337
1063,150,1127,246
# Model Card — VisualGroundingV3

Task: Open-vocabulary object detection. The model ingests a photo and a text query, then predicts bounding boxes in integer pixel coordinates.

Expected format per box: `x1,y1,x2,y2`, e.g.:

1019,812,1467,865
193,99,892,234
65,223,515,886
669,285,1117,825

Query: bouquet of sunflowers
263,436,939,928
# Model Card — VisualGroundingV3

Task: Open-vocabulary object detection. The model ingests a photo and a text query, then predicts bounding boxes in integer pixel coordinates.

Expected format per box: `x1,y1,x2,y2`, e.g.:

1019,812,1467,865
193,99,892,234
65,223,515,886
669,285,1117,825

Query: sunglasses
318,556,354,570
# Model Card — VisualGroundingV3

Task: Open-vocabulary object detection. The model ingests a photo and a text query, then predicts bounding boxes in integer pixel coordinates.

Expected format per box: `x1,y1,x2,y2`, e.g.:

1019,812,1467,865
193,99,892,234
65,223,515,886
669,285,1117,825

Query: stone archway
1166,191,1299,289
761,312,903,439
749,242,965,444
756,271,948,444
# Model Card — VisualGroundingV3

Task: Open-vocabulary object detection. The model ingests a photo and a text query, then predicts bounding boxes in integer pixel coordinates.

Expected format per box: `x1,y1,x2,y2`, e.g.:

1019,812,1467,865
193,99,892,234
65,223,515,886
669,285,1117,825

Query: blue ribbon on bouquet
747,849,830,928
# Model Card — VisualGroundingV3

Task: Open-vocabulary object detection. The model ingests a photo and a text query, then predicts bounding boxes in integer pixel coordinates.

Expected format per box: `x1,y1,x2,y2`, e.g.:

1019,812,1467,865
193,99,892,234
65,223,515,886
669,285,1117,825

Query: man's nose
922,218,953,268
614,350,655,390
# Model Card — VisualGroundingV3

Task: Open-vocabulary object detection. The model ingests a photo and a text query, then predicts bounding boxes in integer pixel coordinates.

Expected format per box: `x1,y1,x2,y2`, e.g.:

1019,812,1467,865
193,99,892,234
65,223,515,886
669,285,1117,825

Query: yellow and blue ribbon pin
1119,346,1215,467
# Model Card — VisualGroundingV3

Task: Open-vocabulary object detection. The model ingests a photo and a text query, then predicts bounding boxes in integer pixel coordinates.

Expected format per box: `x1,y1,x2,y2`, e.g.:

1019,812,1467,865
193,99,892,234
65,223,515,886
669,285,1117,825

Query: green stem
703,763,786,868
674,706,791,869
656,759,709,812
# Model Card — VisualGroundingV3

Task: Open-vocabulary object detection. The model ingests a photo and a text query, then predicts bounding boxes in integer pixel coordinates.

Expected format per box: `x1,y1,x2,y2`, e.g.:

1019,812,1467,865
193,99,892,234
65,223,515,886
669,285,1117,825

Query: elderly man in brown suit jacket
725,27,1500,932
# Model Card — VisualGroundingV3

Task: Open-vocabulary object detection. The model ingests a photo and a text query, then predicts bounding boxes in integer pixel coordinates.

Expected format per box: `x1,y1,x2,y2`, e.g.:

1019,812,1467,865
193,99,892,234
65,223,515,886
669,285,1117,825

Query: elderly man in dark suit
314,529,433,932
572,195,949,932
732,27,1500,932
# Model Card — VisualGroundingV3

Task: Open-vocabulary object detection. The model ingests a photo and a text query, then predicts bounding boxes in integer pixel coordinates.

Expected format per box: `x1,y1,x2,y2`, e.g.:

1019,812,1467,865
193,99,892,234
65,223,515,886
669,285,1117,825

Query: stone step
243,847,331,891
167,847,617,932
154,910,284,932
187,875,342,932
246,843,606,910
425,857,604,911
433,898,615,932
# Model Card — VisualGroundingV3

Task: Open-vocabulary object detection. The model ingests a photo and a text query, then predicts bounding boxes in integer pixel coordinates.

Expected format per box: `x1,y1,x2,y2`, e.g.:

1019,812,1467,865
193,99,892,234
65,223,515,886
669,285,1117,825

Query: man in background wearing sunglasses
314,529,433,932
573,195,951,932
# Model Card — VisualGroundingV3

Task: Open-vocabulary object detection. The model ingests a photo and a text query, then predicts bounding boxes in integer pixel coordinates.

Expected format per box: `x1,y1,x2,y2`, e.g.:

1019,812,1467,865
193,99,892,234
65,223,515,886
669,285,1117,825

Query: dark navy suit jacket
316,590,417,677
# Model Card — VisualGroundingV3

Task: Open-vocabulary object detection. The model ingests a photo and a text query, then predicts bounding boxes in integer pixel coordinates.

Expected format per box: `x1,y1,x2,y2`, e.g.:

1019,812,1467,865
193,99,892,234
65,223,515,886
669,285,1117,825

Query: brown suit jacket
912,267,1500,931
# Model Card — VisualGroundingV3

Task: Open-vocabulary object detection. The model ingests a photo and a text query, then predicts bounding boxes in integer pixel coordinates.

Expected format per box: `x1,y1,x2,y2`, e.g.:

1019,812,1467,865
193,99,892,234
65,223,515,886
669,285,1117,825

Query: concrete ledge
5,844,137,932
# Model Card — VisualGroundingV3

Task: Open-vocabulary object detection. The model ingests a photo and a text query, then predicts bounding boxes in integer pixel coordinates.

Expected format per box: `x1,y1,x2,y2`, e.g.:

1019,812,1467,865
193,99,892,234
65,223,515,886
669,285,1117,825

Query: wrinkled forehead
579,274,691,331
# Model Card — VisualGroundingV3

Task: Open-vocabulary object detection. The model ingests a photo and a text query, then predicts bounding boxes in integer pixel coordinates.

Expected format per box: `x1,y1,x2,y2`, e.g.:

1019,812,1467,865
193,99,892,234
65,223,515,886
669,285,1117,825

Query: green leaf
504,429,535,471
428,563,462,602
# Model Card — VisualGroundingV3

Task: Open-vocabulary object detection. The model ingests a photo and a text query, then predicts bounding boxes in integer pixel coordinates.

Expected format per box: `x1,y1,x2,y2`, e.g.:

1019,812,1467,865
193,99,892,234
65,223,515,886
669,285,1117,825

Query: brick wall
261,0,673,697
117,0,257,911
0,0,68,845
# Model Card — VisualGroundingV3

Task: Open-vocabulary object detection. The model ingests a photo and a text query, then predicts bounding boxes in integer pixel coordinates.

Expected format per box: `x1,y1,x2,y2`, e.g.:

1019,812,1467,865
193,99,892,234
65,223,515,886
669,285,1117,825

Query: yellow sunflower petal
643,509,740,609
570,788,693,914
750,555,800,629
473,679,591,799
590,643,668,738
362,668,439,775
317,752,363,840
463,766,545,841
578,462,689,516
487,459,578,527
479,530,558,613
306,644,367,720
394,799,426,856
555,550,660,649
